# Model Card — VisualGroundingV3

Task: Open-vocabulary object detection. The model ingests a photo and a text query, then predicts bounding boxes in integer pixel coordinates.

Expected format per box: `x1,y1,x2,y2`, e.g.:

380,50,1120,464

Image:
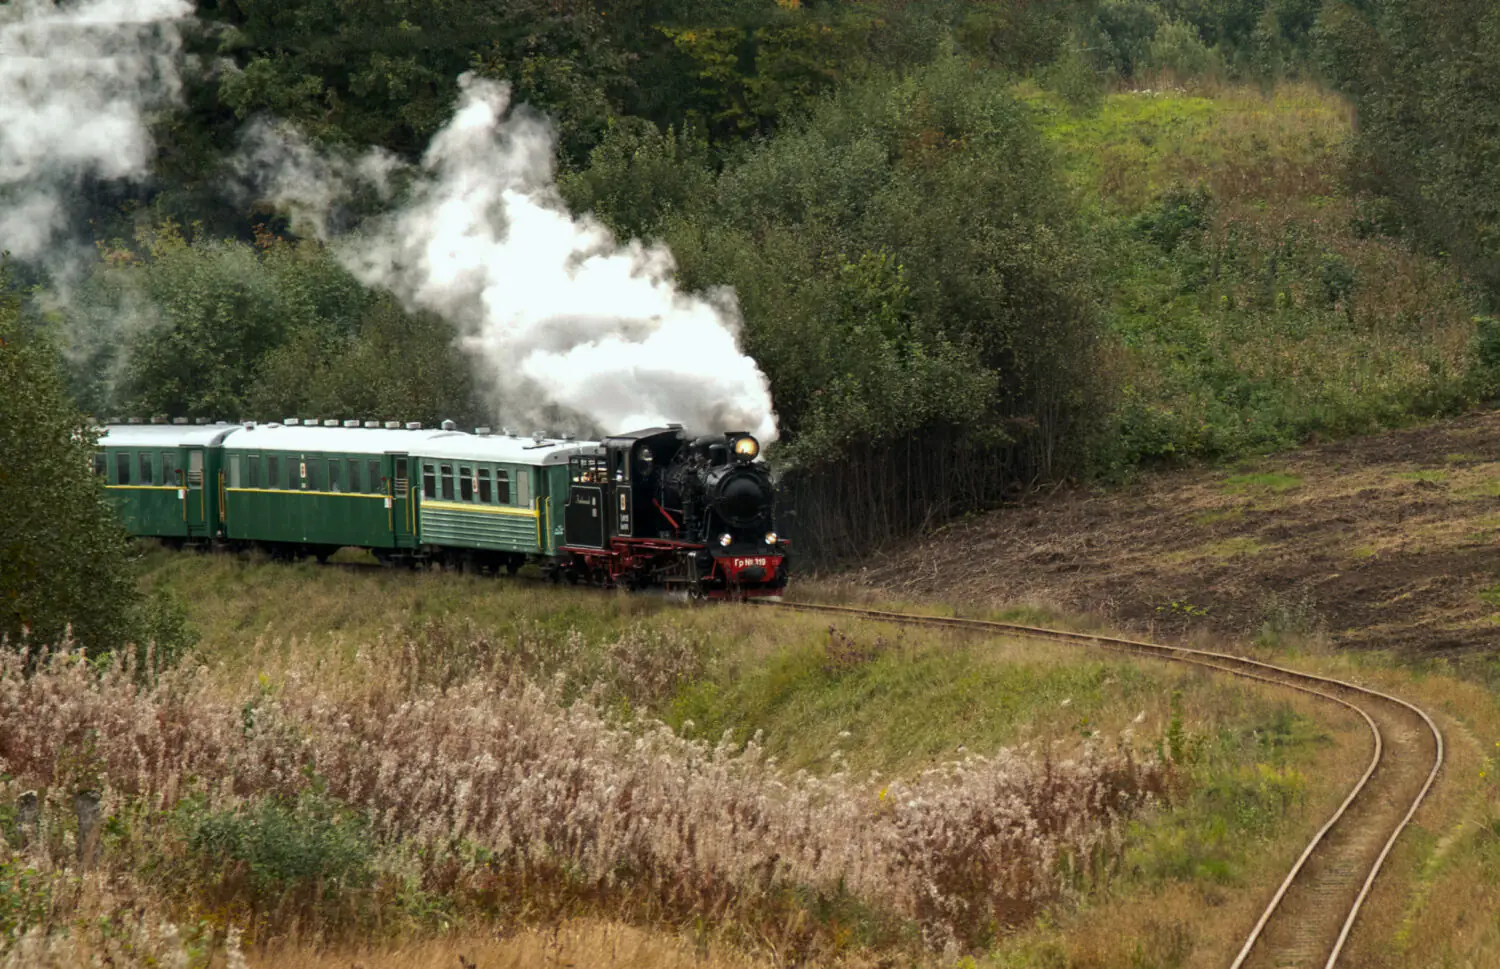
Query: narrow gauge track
762,601,1444,969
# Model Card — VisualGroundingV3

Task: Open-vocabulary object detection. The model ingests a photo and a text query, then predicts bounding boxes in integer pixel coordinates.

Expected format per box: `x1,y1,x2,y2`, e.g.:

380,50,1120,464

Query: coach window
93,453,105,477
422,463,436,499
370,460,382,494
460,466,474,501
245,456,259,489
140,452,154,485
114,452,130,485
228,455,241,489
305,458,320,491
268,455,281,489
348,459,362,493
440,464,455,500
162,452,178,486
477,467,492,503
328,458,341,492
498,468,513,505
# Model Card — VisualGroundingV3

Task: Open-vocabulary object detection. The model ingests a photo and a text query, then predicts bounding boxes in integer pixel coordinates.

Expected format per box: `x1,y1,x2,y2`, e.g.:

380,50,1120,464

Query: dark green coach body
99,423,239,541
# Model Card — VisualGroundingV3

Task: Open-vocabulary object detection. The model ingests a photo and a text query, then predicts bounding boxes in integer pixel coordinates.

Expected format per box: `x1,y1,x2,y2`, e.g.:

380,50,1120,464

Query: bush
183,789,375,914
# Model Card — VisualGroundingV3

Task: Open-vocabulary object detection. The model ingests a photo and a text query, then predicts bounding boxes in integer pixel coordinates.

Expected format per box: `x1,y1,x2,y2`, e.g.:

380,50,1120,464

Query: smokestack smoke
252,74,778,443
0,0,192,263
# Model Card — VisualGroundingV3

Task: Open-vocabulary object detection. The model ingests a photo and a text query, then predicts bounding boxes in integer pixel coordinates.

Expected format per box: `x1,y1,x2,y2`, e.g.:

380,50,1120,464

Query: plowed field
857,410,1500,653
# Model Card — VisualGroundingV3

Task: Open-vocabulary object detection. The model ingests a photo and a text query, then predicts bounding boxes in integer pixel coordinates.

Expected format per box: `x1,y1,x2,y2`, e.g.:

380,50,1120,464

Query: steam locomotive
561,427,787,596
96,419,789,600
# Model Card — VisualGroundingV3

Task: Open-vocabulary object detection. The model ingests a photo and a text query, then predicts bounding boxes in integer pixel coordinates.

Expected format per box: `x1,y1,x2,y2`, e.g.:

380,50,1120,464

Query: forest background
6,0,1500,572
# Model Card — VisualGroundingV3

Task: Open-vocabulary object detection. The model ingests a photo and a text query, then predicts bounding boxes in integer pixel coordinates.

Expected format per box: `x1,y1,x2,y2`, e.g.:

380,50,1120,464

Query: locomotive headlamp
719,533,733,547
764,532,778,545
732,435,759,459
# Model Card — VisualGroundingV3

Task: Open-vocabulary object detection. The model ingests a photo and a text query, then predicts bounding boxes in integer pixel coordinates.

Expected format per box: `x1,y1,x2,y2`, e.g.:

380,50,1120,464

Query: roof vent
405,422,422,430
474,426,492,436
267,422,282,428
214,420,228,425
324,419,339,427
195,417,210,425
562,433,574,441
172,417,188,425
244,421,257,430
440,419,456,431
667,422,684,430
128,417,142,424
343,420,360,428
502,427,512,437
364,421,380,428
384,421,400,429
151,416,167,424
532,430,546,443
285,418,299,426
303,418,318,427
107,416,123,424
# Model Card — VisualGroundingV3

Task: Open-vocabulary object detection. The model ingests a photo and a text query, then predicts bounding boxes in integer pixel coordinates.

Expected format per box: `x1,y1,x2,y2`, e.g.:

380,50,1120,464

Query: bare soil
854,409,1500,654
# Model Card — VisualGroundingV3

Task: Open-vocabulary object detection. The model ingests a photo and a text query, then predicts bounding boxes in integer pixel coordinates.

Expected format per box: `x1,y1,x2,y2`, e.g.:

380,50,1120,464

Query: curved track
763,601,1444,969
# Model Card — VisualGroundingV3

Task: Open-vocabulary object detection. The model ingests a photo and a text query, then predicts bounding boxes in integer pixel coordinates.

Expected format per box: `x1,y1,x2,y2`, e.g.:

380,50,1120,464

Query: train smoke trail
254,74,778,442
0,0,192,263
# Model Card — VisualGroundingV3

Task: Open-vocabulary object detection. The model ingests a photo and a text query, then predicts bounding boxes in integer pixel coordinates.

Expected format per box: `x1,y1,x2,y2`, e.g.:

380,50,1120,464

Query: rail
761,600,1444,968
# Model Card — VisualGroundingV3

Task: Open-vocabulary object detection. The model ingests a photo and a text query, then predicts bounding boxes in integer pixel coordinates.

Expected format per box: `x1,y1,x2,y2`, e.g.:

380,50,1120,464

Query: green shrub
182,789,374,907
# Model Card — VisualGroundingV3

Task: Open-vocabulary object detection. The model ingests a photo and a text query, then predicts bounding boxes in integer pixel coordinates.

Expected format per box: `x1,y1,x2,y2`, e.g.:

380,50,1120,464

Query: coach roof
410,433,595,466
100,424,242,448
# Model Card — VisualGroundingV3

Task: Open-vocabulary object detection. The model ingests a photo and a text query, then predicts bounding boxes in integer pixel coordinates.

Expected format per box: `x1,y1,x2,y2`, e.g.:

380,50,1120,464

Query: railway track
763,600,1444,969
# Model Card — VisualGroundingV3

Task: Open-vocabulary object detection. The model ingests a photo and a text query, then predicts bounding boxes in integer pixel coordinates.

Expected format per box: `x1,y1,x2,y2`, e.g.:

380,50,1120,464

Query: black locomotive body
556,426,788,598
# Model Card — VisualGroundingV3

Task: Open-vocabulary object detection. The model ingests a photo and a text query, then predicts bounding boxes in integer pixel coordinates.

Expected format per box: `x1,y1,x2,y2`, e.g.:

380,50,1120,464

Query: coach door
564,453,608,549
388,454,416,548
184,448,208,537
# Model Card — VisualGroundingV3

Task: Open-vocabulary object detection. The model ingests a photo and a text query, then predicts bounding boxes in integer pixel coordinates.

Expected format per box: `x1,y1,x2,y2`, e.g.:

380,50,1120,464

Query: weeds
0,635,1169,955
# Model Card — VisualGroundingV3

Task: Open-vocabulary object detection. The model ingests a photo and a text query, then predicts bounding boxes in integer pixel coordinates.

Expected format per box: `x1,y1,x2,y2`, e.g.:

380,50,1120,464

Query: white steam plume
253,74,777,442
0,0,192,261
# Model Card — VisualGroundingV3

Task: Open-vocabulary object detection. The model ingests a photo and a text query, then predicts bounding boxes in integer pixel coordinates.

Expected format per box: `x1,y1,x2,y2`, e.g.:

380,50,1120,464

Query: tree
0,268,140,654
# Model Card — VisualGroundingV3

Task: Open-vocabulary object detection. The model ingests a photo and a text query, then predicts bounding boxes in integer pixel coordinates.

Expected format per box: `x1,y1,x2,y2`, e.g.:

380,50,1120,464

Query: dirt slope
855,410,1500,654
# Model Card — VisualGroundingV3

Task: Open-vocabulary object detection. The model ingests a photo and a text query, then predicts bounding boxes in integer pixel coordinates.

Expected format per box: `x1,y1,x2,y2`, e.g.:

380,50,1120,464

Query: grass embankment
1023,82,1488,472
0,551,1366,968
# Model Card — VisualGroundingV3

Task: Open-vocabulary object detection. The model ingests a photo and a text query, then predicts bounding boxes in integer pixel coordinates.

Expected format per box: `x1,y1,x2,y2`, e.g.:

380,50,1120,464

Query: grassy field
1021,81,1486,473
0,548,1369,968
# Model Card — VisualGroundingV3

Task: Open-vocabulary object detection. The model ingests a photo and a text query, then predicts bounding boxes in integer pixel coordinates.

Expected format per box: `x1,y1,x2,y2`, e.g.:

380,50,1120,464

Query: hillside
854,409,1500,654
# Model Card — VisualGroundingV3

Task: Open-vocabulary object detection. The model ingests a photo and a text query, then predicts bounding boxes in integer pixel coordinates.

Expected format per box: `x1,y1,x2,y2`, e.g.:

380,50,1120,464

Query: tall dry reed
0,634,1167,952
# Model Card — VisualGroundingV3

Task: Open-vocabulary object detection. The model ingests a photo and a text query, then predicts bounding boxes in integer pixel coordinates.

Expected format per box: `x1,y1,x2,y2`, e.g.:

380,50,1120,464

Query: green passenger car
98,423,238,542
98,420,592,567
219,423,451,560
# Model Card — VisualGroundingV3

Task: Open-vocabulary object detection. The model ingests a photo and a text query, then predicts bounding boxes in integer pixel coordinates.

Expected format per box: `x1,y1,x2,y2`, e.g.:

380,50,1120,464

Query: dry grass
244,921,775,969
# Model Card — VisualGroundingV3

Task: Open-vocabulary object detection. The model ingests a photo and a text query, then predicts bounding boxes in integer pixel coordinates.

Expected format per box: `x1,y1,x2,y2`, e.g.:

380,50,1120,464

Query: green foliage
182,788,375,904
662,57,1101,471
1319,0,1500,304
61,227,479,425
0,273,140,655
0,860,51,937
